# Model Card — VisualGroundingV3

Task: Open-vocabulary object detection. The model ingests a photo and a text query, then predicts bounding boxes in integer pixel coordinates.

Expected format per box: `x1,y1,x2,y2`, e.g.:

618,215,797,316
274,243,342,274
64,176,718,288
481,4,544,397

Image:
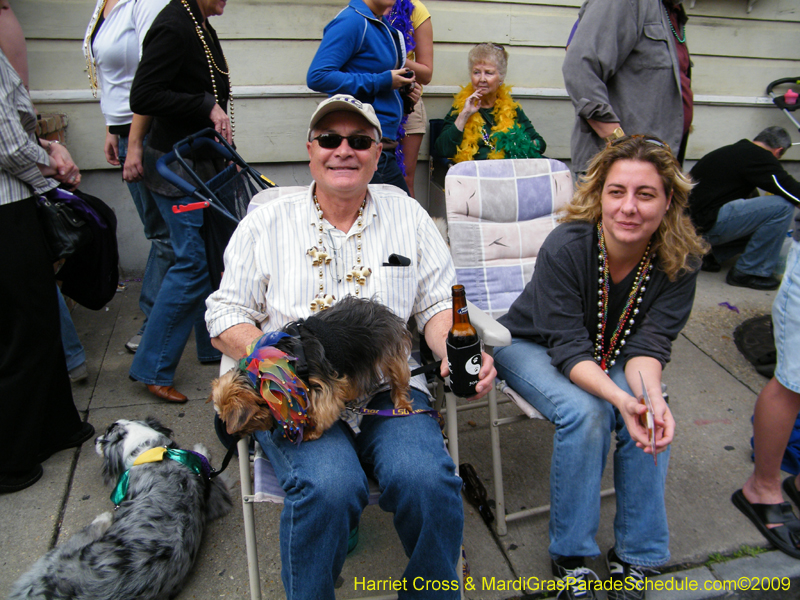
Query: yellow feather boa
451,84,520,163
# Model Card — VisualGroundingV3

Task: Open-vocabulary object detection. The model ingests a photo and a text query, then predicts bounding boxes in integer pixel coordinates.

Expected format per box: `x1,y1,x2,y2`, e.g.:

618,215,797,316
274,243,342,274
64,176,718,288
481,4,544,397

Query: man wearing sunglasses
206,94,496,599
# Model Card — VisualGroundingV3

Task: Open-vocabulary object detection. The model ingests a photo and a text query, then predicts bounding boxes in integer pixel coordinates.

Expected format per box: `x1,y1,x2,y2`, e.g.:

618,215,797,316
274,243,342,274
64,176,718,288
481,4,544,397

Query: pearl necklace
180,0,235,137
307,195,371,312
594,222,654,372
664,4,686,44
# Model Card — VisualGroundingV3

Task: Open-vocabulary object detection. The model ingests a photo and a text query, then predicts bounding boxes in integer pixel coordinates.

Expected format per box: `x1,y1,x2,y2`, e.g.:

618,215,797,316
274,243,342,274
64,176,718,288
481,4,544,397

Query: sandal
783,476,800,509
732,489,800,559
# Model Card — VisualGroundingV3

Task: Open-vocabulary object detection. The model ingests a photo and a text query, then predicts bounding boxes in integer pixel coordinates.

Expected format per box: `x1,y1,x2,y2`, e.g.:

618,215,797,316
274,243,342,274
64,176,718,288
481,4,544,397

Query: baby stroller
767,77,800,146
156,128,276,289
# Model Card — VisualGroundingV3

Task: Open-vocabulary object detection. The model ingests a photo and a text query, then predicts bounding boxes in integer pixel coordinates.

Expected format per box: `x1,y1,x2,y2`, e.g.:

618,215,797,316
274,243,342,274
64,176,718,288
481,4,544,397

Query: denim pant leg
254,422,369,600
129,191,213,385
356,389,463,599
704,196,794,277
607,368,671,567
495,338,670,565
57,285,85,371
773,241,800,393
119,135,175,335
194,311,221,362
370,150,410,194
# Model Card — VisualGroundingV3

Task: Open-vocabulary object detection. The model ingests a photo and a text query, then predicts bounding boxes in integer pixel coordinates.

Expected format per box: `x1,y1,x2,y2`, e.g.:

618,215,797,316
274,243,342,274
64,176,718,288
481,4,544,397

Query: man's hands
39,139,81,189
439,350,497,401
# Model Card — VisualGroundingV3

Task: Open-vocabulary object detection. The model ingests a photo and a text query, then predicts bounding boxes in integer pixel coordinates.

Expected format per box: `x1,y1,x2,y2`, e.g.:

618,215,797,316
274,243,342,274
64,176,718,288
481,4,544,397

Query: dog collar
238,332,311,444
111,447,210,506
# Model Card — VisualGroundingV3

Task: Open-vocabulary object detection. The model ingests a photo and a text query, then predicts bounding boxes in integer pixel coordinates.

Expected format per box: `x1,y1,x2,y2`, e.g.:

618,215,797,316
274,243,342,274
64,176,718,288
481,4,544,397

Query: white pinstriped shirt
0,50,56,206
206,183,455,407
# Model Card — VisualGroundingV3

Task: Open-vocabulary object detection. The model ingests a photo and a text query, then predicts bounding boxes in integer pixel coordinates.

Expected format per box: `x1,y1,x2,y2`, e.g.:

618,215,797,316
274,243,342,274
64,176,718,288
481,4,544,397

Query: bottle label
446,339,482,397
457,306,468,315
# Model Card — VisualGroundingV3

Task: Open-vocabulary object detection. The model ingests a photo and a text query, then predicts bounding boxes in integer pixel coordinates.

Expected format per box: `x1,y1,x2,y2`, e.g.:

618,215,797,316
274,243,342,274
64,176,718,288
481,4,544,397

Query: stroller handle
156,128,239,198
766,77,800,96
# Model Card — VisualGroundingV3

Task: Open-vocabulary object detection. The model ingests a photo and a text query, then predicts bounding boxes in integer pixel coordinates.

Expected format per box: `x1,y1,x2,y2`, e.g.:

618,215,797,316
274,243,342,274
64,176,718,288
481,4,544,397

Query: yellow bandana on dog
133,447,169,465
111,447,210,506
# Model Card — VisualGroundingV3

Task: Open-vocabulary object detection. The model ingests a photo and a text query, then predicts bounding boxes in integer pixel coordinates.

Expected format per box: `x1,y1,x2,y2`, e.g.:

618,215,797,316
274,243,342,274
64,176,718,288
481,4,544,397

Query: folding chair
220,185,465,598
442,158,617,536
427,118,449,220
223,355,397,600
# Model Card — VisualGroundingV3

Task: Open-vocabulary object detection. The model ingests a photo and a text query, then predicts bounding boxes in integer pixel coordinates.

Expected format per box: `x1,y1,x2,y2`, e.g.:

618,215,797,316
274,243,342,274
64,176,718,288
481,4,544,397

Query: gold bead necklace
180,0,235,138
308,195,371,312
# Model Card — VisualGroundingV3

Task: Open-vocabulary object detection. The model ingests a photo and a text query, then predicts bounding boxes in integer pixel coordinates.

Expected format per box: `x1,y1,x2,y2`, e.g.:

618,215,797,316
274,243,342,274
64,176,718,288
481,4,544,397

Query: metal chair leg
488,386,508,536
238,435,262,600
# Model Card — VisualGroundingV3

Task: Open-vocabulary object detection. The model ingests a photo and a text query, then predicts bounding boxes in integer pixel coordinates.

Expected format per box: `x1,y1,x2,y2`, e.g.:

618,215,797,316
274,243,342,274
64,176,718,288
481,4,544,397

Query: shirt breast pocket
370,264,418,323
627,23,674,71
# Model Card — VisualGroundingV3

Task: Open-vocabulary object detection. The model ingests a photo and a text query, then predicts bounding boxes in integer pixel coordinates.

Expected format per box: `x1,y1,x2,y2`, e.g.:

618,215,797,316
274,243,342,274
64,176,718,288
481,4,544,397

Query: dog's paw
90,511,114,535
193,443,210,460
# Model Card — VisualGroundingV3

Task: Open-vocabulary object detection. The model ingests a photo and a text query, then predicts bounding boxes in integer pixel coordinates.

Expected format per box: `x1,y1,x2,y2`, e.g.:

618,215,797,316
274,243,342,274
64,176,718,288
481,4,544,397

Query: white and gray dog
9,418,232,600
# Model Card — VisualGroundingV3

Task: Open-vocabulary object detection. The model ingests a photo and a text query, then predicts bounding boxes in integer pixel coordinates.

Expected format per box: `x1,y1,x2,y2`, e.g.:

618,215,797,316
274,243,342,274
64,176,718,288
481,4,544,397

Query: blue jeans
494,339,670,566
371,149,410,194
774,240,800,393
254,388,463,599
704,196,794,277
118,135,175,336
57,285,85,371
129,190,220,385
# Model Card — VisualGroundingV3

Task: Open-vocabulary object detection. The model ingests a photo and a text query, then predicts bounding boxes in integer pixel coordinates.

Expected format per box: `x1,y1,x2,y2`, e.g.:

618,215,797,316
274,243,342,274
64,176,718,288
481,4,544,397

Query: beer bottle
446,285,482,397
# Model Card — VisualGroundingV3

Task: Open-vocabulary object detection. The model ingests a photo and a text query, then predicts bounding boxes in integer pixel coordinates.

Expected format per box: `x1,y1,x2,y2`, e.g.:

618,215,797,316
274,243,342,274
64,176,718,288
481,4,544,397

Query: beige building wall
15,0,800,270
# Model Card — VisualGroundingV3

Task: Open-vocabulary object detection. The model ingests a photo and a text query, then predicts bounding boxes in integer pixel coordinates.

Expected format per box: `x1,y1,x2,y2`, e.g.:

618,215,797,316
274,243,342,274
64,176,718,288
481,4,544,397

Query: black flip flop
732,489,800,559
783,476,800,509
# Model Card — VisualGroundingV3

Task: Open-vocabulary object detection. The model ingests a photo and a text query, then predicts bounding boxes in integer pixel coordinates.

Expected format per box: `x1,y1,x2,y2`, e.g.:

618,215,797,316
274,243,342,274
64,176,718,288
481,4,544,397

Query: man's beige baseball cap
308,95,382,141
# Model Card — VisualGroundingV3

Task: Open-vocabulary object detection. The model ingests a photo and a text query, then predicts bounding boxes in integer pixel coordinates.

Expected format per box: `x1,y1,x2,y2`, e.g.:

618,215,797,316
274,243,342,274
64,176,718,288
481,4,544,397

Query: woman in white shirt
83,0,169,353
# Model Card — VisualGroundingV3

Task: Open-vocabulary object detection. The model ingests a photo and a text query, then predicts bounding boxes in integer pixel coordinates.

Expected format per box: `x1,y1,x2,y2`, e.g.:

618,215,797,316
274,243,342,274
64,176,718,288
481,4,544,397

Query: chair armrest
220,354,237,376
467,300,511,348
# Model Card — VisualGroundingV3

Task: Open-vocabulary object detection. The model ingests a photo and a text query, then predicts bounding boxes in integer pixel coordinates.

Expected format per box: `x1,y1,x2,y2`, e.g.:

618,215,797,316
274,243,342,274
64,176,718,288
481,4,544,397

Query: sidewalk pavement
2,268,799,600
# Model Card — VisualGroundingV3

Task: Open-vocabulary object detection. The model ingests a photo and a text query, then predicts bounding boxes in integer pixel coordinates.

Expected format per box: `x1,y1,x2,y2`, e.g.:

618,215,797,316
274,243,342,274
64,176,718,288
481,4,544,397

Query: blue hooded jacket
307,0,406,140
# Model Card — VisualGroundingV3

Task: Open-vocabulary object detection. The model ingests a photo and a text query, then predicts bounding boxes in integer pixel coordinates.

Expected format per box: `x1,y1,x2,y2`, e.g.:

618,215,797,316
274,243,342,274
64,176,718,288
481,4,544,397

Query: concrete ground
2,264,799,600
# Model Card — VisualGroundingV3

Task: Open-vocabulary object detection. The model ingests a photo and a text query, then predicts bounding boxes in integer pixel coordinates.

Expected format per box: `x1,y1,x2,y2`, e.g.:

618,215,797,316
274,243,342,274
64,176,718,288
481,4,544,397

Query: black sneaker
607,549,659,600
726,268,780,291
552,557,598,600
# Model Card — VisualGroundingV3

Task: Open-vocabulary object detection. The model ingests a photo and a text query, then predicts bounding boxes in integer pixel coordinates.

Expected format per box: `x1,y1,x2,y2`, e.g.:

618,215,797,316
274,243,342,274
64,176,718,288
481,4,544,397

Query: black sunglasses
311,133,377,151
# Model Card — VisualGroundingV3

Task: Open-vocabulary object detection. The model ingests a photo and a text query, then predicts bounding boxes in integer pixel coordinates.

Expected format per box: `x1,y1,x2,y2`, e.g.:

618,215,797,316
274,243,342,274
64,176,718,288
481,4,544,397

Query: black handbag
36,194,94,261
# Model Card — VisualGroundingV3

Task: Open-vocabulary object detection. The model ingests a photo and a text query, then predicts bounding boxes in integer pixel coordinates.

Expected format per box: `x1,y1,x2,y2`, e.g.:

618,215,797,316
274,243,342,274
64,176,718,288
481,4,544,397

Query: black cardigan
498,222,699,377
130,0,229,153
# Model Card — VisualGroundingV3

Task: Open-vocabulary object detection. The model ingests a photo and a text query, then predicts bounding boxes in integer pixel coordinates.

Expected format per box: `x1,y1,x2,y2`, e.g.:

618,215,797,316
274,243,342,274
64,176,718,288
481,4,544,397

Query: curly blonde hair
562,135,709,280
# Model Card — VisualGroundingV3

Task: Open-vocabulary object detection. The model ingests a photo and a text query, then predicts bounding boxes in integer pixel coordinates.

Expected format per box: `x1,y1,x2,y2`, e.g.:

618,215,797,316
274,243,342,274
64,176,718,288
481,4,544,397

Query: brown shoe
146,384,188,403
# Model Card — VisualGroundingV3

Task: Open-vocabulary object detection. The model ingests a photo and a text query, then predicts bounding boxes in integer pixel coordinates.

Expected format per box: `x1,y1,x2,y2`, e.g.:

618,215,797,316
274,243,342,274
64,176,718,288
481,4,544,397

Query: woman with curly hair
433,42,545,162
494,136,707,598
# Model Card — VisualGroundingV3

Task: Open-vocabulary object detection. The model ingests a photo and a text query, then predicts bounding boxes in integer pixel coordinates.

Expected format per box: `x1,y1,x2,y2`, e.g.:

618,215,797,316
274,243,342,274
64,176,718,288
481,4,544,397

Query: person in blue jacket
307,0,417,194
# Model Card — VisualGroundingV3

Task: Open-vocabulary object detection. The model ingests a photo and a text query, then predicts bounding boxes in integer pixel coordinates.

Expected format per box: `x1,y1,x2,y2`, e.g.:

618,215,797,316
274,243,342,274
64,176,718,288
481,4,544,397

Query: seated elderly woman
494,136,707,599
433,42,545,162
